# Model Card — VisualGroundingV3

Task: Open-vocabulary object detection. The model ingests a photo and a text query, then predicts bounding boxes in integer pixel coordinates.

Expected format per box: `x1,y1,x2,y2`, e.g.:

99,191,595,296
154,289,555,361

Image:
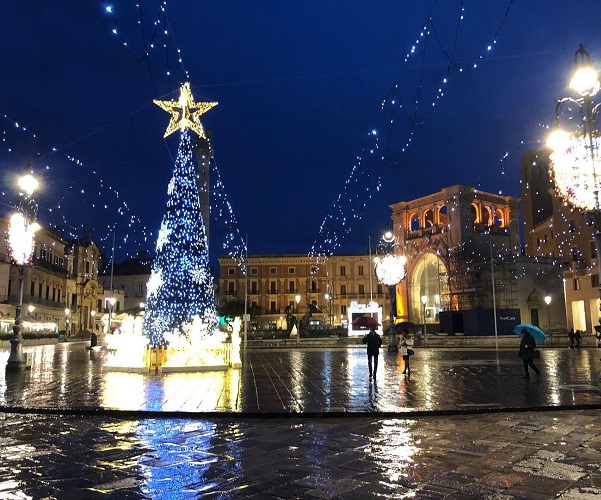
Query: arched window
482,206,491,226
438,205,447,225
410,213,420,231
470,204,478,224
424,209,434,227
494,208,504,227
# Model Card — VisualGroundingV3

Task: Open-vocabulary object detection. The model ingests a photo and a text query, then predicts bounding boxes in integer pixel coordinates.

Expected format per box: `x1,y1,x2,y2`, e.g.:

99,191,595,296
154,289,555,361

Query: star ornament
153,82,218,138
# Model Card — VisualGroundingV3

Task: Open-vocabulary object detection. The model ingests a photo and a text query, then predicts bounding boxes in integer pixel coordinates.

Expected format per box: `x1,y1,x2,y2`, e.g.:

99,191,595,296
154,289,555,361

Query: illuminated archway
409,253,448,324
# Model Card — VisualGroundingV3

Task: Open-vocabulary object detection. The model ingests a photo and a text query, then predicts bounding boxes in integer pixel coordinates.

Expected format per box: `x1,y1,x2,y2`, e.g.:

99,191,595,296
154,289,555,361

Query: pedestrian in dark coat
575,329,583,349
362,326,382,379
568,328,575,349
519,329,540,378
399,329,412,377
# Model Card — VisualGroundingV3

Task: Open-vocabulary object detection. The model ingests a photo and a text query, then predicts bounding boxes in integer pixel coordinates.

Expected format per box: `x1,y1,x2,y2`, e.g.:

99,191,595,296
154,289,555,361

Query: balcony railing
33,258,68,278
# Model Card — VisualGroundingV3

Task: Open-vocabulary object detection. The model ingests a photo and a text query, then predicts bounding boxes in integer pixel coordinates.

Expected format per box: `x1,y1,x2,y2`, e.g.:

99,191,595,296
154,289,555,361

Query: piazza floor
1,343,601,498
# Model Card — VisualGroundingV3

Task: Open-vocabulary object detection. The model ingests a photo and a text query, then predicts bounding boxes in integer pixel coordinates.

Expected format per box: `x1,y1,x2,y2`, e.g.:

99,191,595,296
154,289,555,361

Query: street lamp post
295,294,301,344
421,295,427,345
324,293,333,327
108,297,116,334
64,308,70,338
547,44,601,328
373,230,406,347
544,295,552,330
6,174,40,372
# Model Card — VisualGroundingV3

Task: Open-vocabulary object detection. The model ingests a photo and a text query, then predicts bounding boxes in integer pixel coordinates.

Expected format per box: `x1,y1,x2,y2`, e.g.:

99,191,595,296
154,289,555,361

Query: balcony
33,258,68,278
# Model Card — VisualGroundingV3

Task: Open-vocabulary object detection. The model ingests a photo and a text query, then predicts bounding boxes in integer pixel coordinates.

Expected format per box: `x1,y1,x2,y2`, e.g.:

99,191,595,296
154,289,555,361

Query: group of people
568,328,583,349
363,324,546,381
362,326,412,380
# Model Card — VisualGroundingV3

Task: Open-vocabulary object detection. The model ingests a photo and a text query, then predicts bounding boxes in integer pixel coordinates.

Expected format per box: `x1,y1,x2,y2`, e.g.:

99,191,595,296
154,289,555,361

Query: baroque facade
390,184,565,335
0,215,115,336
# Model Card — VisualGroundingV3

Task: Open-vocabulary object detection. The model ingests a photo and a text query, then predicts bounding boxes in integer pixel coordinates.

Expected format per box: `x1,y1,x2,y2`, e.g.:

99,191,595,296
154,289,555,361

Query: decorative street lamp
6,174,40,372
108,297,116,334
373,230,407,348
324,293,333,326
295,294,301,313
547,44,601,321
64,308,71,338
544,295,552,330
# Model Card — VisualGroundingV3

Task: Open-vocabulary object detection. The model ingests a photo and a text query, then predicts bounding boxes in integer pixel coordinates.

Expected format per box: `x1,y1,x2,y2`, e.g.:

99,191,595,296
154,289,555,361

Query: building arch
424,209,434,227
470,203,479,224
410,213,420,230
437,205,447,225
409,252,448,324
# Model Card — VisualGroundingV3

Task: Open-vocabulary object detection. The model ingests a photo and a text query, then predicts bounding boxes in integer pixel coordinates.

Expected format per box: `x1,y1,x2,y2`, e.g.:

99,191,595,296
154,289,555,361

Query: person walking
399,329,412,377
519,328,540,379
575,329,583,349
568,328,575,349
362,325,382,380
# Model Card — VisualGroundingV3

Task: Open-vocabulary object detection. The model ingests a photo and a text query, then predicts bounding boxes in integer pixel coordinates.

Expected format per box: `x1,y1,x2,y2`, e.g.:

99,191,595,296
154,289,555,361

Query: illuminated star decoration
153,82,218,138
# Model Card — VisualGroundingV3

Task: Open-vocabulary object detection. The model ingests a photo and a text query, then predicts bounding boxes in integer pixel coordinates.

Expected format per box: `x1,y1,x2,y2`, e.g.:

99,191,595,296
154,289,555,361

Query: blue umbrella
513,324,548,343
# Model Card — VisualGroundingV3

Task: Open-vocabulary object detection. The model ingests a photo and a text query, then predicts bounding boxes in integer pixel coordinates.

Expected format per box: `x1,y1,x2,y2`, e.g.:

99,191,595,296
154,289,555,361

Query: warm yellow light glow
570,66,600,96
17,174,38,196
154,82,218,138
295,294,301,304
91,310,96,317
65,308,70,316
374,254,407,286
550,130,601,211
28,305,34,314
421,295,427,305
547,128,570,151
544,295,552,306
8,212,39,265
382,230,394,243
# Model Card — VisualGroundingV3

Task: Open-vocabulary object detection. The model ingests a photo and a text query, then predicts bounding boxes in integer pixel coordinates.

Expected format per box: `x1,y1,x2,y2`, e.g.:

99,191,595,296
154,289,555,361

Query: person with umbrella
519,328,540,378
360,321,382,380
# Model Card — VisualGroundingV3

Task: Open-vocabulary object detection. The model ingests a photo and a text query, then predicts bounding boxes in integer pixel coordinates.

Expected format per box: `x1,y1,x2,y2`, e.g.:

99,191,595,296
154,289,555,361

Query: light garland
549,131,601,212
143,127,217,347
374,254,407,286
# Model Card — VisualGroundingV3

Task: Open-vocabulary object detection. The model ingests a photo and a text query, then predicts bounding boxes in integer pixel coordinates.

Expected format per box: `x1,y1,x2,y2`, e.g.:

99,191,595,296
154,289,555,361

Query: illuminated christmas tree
143,83,219,347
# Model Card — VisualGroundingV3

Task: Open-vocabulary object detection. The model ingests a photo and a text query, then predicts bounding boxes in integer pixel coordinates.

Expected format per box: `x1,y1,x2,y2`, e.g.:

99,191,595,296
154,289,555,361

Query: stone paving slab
2,409,601,498
1,344,601,498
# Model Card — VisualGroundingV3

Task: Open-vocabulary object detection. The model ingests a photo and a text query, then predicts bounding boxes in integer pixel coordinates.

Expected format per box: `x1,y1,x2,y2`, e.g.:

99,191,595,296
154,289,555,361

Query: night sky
2,2,601,267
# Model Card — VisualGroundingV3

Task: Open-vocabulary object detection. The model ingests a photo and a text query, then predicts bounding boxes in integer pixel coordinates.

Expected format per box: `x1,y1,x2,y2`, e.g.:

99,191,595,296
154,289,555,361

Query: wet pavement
2,343,601,498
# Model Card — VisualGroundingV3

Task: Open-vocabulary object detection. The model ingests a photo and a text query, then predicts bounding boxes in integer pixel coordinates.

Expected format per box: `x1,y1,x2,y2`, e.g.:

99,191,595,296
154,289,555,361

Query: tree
143,128,217,346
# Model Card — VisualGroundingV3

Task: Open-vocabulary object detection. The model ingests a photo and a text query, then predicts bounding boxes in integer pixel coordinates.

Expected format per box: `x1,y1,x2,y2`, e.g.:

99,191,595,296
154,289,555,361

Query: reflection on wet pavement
1,343,601,497
2,410,601,498
1,344,601,414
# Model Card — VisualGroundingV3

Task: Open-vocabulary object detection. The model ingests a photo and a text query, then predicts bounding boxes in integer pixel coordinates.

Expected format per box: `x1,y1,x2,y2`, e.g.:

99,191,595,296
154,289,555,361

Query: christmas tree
143,83,219,347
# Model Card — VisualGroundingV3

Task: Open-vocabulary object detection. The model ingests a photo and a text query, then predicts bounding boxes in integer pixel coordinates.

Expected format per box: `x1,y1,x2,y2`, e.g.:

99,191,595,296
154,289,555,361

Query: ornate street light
6,174,40,372
64,307,71,338
544,295,552,330
324,293,333,326
547,44,601,322
373,231,407,338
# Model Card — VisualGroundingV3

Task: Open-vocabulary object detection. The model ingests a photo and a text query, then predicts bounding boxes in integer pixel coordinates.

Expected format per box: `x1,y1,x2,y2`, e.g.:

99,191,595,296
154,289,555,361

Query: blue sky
2,1,601,265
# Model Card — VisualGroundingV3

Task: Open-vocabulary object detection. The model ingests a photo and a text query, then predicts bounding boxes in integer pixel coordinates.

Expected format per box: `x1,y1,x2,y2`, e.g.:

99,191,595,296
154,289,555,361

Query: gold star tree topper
153,82,218,138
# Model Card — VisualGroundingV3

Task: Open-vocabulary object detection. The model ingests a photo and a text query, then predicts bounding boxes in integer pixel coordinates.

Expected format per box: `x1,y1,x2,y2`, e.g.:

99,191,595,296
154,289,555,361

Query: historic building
0,215,110,336
390,184,565,335
99,251,152,313
217,254,390,329
521,149,598,334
